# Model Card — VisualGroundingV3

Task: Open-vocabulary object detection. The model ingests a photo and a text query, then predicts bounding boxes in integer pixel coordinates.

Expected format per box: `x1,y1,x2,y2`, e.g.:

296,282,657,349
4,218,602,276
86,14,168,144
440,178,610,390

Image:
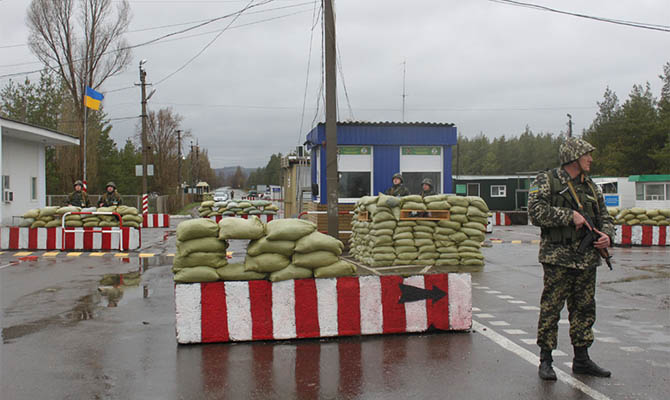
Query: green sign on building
456,184,467,194
401,146,441,156
338,146,371,155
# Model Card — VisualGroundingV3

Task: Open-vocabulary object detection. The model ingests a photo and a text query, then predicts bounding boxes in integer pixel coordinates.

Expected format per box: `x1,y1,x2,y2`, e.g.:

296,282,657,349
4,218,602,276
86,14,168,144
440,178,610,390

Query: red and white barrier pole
142,193,149,215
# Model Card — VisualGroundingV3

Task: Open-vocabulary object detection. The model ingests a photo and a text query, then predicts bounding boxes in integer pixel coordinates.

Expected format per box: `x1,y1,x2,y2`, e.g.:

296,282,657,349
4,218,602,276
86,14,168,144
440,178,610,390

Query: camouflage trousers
537,263,596,350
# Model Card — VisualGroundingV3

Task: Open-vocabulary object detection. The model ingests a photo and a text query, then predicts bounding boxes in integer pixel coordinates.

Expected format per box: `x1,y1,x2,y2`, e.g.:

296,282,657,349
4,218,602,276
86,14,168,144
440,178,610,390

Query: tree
231,166,246,189
27,0,132,178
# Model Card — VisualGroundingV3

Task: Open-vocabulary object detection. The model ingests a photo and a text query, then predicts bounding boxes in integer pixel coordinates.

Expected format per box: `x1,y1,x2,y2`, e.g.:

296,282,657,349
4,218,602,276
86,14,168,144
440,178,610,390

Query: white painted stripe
272,279,296,339
175,284,202,344
359,275,383,335
37,228,47,249
316,278,338,337
485,290,501,294
19,228,29,249
596,337,620,343
55,228,62,249
74,230,84,249
503,329,527,335
489,321,510,326
520,338,536,345
448,273,472,330
652,226,660,245
110,229,120,250
497,295,514,299
475,313,495,318
559,319,569,325
93,230,102,249
631,225,642,245
554,350,567,356
520,305,540,311
0,228,9,249
477,286,490,289
225,281,253,341
614,225,622,245
620,346,644,353
508,300,526,304
472,321,613,400
471,307,481,312
403,275,427,332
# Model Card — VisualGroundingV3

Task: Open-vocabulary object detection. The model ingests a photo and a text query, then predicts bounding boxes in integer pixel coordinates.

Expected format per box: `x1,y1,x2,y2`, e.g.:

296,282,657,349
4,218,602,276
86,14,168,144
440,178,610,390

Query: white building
630,175,670,209
0,117,79,225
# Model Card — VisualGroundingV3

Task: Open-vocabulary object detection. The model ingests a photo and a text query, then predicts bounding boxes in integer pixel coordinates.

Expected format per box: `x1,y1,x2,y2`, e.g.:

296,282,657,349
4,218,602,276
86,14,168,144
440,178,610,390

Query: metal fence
46,194,175,213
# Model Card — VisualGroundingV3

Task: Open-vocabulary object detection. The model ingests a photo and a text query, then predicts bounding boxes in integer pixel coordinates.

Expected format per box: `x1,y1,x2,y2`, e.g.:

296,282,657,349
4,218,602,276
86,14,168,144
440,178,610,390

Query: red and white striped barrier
0,227,141,250
614,225,669,246
489,212,512,226
142,194,149,215
175,273,471,344
209,214,275,223
143,213,170,228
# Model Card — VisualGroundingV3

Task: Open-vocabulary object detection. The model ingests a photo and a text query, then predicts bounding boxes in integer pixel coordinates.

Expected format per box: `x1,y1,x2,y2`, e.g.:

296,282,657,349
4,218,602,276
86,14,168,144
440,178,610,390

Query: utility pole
324,0,338,238
176,129,183,187
567,113,573,138
190,141,194,186
402,60,407,122
195,139,200,183
139,60,149,195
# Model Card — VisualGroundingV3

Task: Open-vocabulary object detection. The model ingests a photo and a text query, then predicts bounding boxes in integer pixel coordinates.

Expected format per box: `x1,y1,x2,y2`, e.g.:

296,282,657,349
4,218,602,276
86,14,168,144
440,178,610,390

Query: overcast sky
1,0,668,168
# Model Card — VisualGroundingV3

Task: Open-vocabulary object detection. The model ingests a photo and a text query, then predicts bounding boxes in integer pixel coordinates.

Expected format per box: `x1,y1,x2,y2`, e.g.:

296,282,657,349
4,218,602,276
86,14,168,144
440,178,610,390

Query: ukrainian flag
84,86,104,110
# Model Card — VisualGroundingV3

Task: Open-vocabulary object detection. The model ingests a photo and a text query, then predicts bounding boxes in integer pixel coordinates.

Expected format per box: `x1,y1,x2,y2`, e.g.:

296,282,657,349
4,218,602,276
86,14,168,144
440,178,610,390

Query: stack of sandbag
96,206,119,227
614,208,670,226
117,206,143,228
292,229,354,280
81,207,100,227
214,200,278,216
349,197,374,263
173,218,230,283
21,208,40,227
218,215,273,280
198,200,215,217
454,196,488,266
26,206,61,228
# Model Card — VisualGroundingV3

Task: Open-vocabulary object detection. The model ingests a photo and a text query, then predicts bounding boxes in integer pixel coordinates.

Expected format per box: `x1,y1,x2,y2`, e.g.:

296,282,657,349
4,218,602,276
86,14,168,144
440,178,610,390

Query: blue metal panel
320,145,328,204
373,146,400,195
443,145,453,193
305,123,457,147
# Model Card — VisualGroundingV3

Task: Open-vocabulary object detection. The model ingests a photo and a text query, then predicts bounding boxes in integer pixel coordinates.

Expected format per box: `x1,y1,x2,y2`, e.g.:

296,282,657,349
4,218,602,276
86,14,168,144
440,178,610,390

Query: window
31,177,37,200
401,172,441,194
467,183,480,196
645,183,665,201
491,185,507,197
635,182,644,201
338,172,371,198
2,175,9,189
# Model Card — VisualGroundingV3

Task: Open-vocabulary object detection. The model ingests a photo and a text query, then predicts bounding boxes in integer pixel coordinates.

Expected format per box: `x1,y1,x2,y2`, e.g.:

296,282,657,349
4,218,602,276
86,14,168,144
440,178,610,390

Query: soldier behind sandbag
420,178,436,197
98,182,123,207
528,137,614,381
66,180,90,207
385,173,410,197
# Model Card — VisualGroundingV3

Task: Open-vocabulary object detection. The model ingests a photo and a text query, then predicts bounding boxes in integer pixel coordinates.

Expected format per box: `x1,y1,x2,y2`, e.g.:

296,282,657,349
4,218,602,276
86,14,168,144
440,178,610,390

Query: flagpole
83,102,88,182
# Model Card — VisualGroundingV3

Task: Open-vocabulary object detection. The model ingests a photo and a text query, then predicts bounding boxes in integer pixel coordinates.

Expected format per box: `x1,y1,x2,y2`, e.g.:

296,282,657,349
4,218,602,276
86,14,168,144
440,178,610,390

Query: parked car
213,190,229,202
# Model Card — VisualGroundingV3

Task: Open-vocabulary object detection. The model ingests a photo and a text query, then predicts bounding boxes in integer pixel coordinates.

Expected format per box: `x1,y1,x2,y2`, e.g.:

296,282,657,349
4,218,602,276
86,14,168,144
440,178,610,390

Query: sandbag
459,252,484,260
295,231,344,255
99,221,119,227
393,232,413,240
414,231,433,239
313,260,356,278
39,206,60,217
397,221,417,227
401,195,423,203
370,229,394,237
414,238,433,247
423,194,448,203
373,253,395,262
174,266,220,283
23,209,40,219
402,201,426,210
373,235,393,246
418,252,438,260
467,206,488,218
83,221,99,227
177,237,229,256
45,220,63,228
65,220,83,227
372,220,397,230
31,220,46,228
269,264,313,282
377,193,401,208
462,259,485,266
427,201,450,210
436,258,460,266
435,227,457,235
438,220,461,230
395,239,415,247
372,210,396,223
293,251,340,269
201,201,215,208
463,222,486,232
244,253,291,273
19,218,35,227
414,225,434,233
394,226,413,233
417,220,437,227
217,263,266,281
173,252,229,270
449,232,468,242
266,219,316,241
462,227,485,238
450,214,469,224
438,253,460,260
218,216,265,240
461,239,482,248
116,206,139,215
57,206,80,215
247,237,295,257
458,246,480,253
397,252,419,260
177,218,220,241
418,245,437,253
447,196,469,207
467,197,489,212
372,246,395,254
395,246,418,254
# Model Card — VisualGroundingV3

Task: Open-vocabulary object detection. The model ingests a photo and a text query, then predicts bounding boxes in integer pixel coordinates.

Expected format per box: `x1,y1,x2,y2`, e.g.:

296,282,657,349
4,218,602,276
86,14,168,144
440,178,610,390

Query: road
0,223,668,399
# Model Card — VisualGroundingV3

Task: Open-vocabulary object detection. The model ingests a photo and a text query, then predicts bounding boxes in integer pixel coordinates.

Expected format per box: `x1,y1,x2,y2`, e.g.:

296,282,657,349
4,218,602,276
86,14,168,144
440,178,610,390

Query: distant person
528,137,614,381
98,182,122,207
420,178,436,197
66,180,90,207
385,173,410,197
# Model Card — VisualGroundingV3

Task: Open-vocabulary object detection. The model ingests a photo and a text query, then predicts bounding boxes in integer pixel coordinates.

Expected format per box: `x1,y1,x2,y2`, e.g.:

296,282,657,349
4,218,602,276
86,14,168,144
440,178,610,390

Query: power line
488,0,670,33
296,0,321,145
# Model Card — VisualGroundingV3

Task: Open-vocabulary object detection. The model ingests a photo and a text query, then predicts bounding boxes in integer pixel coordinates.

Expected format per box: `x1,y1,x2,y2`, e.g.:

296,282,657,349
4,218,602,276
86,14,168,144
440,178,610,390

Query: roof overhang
628,175,670,183
0,117,79,146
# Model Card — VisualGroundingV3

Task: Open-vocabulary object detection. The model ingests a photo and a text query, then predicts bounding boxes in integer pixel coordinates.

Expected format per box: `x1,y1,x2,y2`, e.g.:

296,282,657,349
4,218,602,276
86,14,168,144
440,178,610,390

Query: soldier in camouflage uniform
385,173,410,197
528,137,614,381
66,180,90,207
420,178,436,197
98,182,123,207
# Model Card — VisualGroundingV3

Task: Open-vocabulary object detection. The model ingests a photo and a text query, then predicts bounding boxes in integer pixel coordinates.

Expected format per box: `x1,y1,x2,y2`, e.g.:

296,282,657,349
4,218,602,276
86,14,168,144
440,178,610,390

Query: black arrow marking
398,283,446,304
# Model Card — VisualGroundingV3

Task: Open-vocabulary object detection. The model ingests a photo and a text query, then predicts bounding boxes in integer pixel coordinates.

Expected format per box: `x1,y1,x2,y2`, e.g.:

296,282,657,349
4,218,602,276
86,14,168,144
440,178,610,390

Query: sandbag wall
609,207,670,226
350,194,488,267
173,217,355,284
20,206,143,228
198,200,279,218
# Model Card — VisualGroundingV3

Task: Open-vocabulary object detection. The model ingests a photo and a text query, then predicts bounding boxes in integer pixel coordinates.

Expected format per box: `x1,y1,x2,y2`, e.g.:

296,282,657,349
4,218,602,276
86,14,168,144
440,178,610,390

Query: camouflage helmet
392,172,403,183
422,178,433,187
105,181,116,189
559,137,595,165
73,180,83,187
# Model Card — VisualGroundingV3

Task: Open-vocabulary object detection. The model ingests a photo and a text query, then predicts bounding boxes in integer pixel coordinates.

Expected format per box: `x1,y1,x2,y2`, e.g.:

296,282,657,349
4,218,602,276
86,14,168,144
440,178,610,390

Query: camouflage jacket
98,191,123,207
420,188,436,197
66,191,90,208
385,184,410,197
528,168,614,269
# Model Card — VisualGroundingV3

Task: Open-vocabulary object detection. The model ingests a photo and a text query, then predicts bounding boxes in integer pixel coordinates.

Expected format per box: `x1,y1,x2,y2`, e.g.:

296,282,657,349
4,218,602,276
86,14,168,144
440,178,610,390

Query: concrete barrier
209,214,275,223
142,213,170,228
0,226,141,250
614,225,669,246
175,273,472,344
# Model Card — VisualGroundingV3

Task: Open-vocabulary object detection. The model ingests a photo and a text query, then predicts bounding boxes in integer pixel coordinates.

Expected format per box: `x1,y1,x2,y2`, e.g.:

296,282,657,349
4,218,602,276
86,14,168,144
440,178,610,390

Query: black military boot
572,346,611,377
539,349,557,381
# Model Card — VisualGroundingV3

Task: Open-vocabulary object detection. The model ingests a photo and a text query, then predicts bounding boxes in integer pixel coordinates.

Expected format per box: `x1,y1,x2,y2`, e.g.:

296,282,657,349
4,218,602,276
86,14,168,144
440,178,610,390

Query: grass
176,202,201,215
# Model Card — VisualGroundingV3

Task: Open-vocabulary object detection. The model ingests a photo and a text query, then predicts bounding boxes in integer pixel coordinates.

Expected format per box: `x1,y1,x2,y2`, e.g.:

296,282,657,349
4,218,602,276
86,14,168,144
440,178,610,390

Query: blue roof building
304,121,458,204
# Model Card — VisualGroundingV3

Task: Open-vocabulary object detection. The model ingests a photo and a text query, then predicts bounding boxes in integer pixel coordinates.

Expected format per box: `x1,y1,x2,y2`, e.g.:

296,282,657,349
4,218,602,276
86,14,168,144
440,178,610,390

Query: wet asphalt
0,222,668,399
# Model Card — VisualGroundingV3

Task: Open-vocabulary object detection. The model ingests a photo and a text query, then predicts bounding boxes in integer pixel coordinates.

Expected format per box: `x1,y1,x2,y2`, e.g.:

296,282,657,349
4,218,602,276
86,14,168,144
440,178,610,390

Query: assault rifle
577,213,613,270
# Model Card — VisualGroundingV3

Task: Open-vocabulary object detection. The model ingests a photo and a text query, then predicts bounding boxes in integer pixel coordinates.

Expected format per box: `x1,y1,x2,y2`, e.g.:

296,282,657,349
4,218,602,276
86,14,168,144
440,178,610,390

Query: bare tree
27,0,132,178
